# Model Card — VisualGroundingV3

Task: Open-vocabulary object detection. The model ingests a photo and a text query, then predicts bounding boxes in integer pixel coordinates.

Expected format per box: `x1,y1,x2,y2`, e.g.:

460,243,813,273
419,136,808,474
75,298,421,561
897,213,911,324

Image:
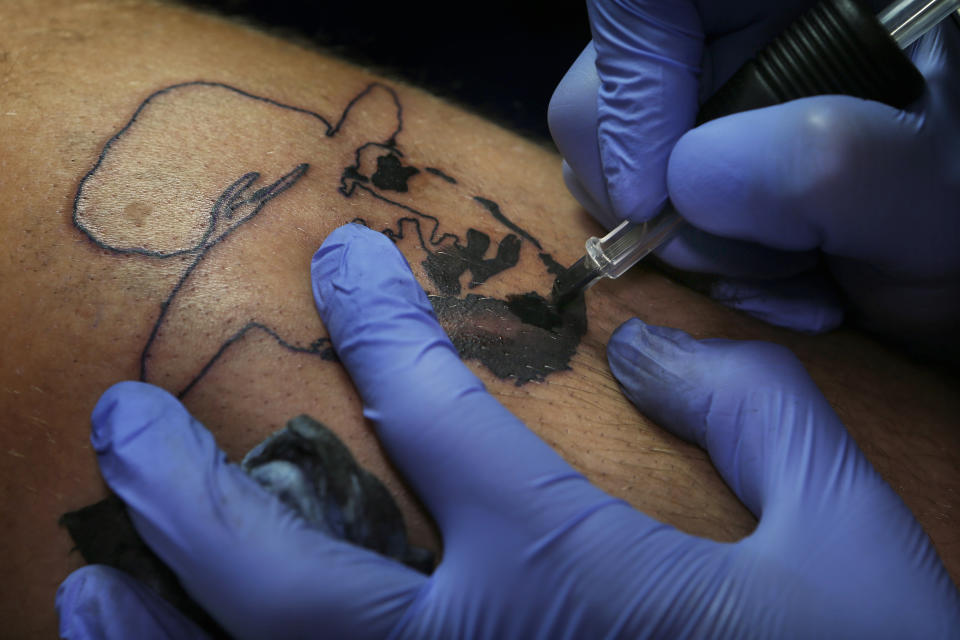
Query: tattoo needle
552,0,960,307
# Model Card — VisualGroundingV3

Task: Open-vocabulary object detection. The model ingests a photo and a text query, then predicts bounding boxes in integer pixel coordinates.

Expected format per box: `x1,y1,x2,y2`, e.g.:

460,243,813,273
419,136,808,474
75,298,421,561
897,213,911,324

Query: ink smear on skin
371,153,419,192
429,290,586,385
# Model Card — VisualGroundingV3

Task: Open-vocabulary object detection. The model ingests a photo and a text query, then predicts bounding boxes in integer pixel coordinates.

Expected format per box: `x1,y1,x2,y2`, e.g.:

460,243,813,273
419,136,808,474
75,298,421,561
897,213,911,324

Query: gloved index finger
588,0,703,222
311,224,610,535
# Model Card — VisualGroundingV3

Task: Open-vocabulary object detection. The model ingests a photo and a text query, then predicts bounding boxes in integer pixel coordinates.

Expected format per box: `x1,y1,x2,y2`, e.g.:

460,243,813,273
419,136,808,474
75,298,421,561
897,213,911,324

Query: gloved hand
57,224,960,639
548,0,960,357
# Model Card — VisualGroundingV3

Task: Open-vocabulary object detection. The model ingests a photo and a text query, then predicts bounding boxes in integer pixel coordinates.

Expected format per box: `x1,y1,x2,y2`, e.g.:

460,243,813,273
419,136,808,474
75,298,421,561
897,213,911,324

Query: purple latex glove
57,566,208,639
548,0,960,357
57,224,959,638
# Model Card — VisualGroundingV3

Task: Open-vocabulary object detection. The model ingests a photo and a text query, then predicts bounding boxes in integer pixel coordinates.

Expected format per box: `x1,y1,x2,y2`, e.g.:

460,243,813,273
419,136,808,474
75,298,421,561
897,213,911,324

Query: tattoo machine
553,0,960,307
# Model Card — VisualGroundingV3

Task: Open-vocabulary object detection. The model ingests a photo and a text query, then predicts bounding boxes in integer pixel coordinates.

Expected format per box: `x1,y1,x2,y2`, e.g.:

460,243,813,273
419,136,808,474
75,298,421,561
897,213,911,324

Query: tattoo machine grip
698,0,925,123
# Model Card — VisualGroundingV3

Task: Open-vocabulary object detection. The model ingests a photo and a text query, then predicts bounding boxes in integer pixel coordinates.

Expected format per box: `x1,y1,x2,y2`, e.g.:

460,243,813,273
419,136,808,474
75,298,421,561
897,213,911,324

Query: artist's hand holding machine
58,0,960,638
550,0,960,360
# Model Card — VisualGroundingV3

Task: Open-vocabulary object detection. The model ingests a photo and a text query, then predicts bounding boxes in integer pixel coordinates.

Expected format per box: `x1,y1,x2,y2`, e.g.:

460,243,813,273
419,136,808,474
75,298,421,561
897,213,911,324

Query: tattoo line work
73,81,586,395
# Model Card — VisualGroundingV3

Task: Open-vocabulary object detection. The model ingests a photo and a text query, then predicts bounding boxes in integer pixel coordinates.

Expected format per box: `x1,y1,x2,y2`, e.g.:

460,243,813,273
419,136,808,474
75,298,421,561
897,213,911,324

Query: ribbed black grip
696,0,926,124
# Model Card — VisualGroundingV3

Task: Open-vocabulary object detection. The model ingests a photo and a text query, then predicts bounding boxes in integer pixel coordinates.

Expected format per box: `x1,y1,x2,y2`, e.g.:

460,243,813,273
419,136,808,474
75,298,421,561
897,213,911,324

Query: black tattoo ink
506,292,563,331
73,80,587,398
422,229,522,296
537,252,568,277
371,153,420,192
425,167,457,183
473,196,542,250
342,165,369,184
428,292,587,385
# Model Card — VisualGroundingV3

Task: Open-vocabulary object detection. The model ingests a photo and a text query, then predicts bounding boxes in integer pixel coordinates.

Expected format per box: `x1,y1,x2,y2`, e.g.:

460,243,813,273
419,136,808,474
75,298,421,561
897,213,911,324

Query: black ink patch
429,291,586,385
422,229,521,296
505,292,563,331
371,153,420,192
342,165,369,184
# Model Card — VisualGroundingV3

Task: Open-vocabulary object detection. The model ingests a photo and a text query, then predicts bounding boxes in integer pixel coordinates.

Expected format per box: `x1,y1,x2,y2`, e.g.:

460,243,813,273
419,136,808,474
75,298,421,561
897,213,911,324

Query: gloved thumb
606,319,960,636
606,318,876,518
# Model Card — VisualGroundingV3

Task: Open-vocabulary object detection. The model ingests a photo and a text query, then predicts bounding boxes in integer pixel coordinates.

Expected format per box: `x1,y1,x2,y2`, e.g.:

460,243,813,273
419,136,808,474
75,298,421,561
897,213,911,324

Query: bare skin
1,1,958,636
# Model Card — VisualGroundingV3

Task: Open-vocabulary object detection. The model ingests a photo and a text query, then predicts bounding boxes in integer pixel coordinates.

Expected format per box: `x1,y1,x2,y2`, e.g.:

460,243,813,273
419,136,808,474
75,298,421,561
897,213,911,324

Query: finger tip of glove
710,278,845,334
58,565,205,639
561,164,619,229
312,222,384,261
311,223,435,346
607,317,645,353
91,381,181,452
605,324,716,448
607,319,699,377
56,566,133,629
311,222,409,288
312,222,383,285
311,223,408,315
610,317,695,348
56,568,99,637
56,565,95,611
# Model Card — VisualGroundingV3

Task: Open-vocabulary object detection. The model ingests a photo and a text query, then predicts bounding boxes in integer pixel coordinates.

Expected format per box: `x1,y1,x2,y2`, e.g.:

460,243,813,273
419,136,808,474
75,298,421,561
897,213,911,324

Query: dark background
179,0,593,144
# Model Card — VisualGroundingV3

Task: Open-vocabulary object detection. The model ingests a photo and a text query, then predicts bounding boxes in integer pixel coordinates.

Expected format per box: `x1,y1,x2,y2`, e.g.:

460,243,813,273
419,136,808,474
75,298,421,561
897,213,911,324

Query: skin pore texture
0,1,958,636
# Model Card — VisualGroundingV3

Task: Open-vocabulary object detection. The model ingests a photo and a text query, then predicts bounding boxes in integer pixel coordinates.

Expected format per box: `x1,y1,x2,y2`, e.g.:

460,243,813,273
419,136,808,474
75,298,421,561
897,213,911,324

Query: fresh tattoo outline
72,81,585,395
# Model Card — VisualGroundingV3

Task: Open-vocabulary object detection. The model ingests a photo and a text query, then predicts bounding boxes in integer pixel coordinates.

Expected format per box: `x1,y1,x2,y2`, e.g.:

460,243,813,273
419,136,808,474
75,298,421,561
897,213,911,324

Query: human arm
1,1,959,636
